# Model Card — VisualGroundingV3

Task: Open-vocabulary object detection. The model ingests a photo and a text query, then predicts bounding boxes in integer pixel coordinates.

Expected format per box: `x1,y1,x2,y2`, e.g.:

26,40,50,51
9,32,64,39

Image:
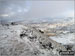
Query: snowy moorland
0,23,75,56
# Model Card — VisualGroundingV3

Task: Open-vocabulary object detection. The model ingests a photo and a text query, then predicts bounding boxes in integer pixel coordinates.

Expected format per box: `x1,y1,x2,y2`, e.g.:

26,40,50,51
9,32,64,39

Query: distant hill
0,17,74,24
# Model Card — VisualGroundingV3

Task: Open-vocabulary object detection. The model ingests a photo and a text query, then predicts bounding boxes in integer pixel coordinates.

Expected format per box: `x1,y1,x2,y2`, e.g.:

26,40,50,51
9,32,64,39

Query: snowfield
50,33,75,45
0,24,57,56
0,24,75,56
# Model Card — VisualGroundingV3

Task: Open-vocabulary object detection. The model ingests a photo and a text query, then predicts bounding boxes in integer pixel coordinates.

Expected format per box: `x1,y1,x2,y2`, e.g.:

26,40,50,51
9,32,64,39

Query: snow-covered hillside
0,23,75,56
0,24,59,56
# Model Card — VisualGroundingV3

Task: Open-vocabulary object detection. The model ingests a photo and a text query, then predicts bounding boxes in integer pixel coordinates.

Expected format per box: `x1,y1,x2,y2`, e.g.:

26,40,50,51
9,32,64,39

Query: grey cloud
0,0,74,22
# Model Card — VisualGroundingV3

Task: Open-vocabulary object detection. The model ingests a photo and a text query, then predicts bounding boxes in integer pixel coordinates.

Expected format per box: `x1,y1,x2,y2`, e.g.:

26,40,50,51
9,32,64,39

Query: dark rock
11,22,16,25
20,33,28,38
64,45,73,51
39,42,42,44
41,42,53,50
39,30,44,33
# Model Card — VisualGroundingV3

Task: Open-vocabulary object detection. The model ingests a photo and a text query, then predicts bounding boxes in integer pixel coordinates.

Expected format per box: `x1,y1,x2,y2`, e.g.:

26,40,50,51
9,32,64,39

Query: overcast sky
27,1,74,18
0,0,74,21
